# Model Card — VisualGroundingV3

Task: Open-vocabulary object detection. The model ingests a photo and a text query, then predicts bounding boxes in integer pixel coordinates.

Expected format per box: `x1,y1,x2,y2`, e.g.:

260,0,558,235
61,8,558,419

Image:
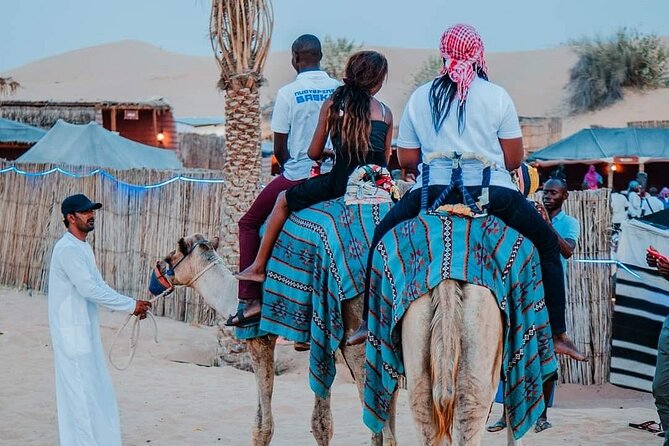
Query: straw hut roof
0,98,172,129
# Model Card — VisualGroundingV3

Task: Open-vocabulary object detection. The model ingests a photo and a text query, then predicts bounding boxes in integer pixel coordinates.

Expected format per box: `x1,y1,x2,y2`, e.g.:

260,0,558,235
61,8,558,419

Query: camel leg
340,296,395,445
312,395,333,446
402,294,438,445
451,284,503,446
246,335,277,446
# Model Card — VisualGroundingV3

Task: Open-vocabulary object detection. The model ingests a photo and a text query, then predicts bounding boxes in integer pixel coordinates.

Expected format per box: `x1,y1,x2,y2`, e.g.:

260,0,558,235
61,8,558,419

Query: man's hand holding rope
132,300,152,320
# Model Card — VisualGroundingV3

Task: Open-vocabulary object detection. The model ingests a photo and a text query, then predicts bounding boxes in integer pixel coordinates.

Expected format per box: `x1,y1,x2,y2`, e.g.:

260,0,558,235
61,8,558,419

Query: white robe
48,231,135,446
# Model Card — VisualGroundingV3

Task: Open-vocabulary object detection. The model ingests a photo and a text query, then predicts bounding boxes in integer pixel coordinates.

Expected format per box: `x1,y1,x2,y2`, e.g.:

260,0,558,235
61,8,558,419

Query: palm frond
0,77,20,97
209,0,274,91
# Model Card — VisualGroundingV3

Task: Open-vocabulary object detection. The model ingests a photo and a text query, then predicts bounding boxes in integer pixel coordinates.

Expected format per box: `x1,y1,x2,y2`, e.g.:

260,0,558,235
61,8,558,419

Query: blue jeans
654,316,669,445
363,185,566,334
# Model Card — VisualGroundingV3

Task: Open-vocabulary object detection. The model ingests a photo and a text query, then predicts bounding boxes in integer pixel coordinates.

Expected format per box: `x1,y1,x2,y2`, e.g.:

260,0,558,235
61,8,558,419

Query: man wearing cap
48,194,150,446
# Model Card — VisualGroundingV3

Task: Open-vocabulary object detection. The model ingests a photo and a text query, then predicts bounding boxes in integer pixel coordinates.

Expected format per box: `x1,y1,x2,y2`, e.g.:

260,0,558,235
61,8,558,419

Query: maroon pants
238,174,305,300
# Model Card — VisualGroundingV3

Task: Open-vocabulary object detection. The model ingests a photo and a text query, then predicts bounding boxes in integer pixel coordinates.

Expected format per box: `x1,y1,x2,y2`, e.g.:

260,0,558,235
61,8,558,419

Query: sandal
294,341,310,352
486,419,506,433
225,308,260,327
535,418,552,433
629,420,663,434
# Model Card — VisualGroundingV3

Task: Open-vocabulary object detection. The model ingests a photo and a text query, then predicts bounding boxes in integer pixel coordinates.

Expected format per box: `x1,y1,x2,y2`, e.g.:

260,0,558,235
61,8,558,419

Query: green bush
411,55,442,89
568,28,669,113
321,36,362,80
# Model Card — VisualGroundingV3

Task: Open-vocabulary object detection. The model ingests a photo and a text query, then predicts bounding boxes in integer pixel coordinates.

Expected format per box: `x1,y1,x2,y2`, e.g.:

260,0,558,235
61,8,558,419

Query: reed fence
0,162,251,326
533,189,613,384
0,164,615,382
178,133,227,170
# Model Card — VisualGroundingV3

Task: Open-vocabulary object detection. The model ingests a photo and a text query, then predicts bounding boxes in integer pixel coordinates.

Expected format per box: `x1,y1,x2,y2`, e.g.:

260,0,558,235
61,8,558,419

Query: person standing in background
647,247,669,445
611,188,629,230
628,181,643,219
487,178,581,433
643,187,664,216
659,187,669,209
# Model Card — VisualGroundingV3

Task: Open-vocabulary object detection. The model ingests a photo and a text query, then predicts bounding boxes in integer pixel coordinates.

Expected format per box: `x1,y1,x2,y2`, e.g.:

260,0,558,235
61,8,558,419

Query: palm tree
0,77,20,97
209,0,273,223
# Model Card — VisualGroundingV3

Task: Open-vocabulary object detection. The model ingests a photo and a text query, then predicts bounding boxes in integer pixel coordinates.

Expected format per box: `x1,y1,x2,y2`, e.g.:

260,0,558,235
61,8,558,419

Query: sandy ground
4,40,669,138
0,287,662,445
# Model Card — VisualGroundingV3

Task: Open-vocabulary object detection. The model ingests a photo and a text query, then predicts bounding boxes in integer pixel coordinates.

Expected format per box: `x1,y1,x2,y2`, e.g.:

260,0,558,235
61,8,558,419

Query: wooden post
152,109,158,146
607,164,614,189
110,107,117,132
639,162,645,173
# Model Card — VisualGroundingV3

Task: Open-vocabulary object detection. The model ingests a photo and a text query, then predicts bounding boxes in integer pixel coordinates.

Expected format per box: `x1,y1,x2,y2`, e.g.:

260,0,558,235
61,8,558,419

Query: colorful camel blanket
236,197,392,398
362,211,558,440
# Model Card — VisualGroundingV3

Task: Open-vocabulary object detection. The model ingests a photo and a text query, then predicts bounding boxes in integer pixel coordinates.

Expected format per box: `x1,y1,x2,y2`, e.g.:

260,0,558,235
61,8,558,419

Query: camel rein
108,257,222,371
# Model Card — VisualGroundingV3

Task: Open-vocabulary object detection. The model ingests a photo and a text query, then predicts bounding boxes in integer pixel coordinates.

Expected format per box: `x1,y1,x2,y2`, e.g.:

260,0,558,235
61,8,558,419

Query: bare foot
234,266,266,283
553,332,587,361
346,321,368,346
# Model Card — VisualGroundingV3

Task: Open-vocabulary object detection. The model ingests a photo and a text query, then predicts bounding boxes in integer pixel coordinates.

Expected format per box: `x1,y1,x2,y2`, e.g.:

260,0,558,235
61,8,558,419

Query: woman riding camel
231,50,393,322
347,24,585,362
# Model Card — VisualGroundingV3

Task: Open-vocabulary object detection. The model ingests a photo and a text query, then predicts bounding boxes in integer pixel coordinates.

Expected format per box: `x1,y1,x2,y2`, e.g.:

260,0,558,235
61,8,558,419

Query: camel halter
109,240,222,370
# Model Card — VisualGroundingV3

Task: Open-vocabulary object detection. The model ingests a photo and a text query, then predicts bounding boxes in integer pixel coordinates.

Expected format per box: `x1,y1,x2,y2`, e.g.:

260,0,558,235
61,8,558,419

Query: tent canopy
527,128,669,166
0,118,46,144
16,120,182,170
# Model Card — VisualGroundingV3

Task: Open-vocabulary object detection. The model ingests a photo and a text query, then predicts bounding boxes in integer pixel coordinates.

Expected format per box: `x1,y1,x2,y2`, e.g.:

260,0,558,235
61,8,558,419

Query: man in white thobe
48,194,150,446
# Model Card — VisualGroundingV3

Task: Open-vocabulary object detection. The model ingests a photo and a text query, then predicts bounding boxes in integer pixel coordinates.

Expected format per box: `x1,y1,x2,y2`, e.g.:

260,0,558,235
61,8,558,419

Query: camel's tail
430,279,463,443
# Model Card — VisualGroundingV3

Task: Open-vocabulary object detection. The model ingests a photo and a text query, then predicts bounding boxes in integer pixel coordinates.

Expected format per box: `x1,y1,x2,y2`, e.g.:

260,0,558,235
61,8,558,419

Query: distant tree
567,28,669,114
411,55,442,88
321,36,362,80
0,77,20,97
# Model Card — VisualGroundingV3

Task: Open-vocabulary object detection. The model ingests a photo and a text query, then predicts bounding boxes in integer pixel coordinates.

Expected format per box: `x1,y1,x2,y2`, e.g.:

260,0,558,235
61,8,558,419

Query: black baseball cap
61,194,102,216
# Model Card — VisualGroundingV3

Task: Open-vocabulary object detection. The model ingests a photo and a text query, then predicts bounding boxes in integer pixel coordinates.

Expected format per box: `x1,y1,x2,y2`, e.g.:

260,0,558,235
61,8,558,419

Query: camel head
154,233,220,288
151,233,237,316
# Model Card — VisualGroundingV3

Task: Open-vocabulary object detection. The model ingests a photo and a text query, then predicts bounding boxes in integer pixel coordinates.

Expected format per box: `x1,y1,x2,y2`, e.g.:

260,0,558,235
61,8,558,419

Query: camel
155,233,397,446
401,279,520,446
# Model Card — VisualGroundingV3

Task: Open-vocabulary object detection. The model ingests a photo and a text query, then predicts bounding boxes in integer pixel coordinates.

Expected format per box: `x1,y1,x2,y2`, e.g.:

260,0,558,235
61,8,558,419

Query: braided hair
429,65,488,134
327,51,388,165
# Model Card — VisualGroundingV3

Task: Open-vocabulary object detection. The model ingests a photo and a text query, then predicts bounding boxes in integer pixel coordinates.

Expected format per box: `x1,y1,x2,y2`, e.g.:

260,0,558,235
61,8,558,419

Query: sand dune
3,40,669,138
0,287,661,445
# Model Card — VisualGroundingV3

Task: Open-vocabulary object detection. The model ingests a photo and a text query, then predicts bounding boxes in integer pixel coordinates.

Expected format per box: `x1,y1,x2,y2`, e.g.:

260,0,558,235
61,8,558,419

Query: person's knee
653,380,669,401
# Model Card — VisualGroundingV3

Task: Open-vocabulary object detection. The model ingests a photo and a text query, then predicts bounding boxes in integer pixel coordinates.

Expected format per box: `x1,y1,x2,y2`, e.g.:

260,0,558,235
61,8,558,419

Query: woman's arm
397,147,421,171
383,108,394,165
307,99,332,161
499,137,523,171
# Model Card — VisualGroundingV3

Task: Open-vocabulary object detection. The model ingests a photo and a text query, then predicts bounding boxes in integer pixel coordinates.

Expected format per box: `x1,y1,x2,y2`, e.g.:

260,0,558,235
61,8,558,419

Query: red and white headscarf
439,24,488,104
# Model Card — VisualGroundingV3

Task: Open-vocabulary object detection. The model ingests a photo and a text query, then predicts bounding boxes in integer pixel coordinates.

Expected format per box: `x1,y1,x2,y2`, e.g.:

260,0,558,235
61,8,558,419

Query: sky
2,0,669,72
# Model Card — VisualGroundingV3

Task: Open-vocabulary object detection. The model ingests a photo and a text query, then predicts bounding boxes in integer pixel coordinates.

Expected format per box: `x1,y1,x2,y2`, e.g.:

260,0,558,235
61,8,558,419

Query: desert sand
3,40,669,138
0,286,662,445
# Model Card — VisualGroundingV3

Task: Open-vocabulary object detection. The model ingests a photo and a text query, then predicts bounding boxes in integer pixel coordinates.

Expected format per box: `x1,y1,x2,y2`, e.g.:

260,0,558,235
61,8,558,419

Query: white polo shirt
397,77,522,190
271,70,340,180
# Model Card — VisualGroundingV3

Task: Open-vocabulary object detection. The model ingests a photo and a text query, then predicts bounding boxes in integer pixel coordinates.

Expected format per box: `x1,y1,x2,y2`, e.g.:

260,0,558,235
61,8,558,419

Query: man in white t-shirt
627,181,643,219
610,189,628,229
228,34,339,326
643,187,665,216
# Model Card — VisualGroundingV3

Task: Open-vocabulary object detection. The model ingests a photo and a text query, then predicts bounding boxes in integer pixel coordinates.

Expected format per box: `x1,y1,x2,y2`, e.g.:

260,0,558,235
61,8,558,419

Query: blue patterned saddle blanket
236,197,392,398
362,211,558,440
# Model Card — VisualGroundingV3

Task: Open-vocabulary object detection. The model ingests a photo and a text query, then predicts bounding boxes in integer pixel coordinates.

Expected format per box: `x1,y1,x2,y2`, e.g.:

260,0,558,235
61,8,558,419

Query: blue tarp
16,120,182,170
528,128,669,165
0,118,46,144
